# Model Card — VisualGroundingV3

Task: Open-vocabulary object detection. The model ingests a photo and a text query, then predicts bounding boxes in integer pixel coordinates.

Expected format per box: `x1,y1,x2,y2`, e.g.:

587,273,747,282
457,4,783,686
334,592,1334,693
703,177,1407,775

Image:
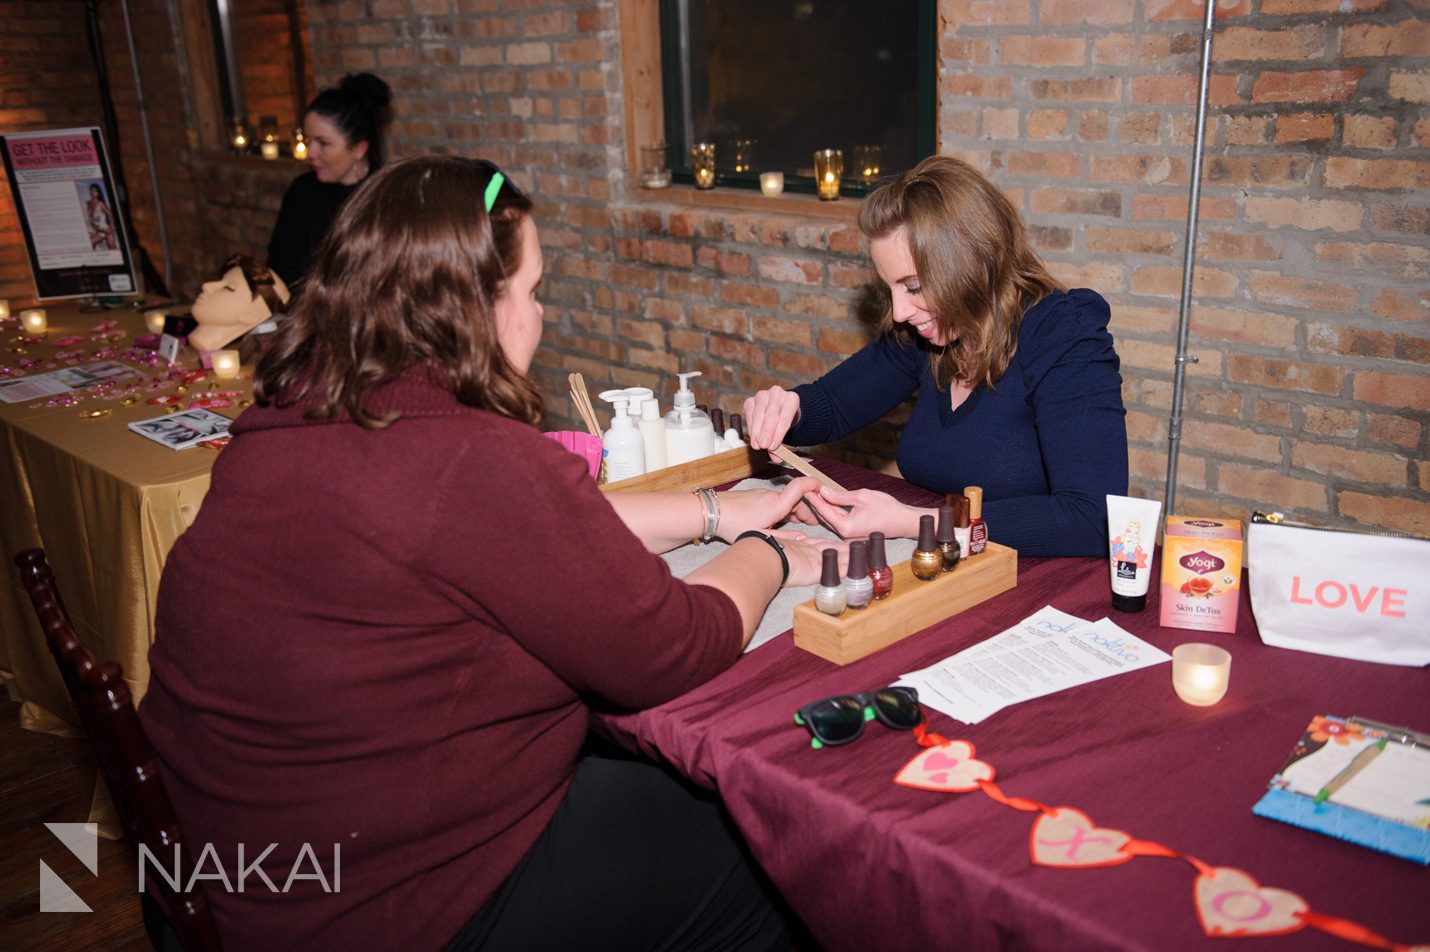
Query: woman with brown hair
141,156,835,951
743,154,1128,556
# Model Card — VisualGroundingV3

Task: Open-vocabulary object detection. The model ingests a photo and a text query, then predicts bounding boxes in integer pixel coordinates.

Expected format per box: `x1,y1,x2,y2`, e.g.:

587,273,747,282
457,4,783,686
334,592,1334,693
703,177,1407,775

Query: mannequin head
189,254,291,353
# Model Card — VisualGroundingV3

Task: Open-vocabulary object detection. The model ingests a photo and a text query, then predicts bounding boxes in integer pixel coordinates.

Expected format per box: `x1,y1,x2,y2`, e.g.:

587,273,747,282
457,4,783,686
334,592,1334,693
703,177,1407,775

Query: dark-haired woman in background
266,72,392,290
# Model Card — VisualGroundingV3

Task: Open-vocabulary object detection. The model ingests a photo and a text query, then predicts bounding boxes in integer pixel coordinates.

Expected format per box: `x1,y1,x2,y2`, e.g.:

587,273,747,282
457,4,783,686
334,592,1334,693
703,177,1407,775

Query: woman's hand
742,386,801,452
768,529,847,588
716,476,820,540
803,487,928,541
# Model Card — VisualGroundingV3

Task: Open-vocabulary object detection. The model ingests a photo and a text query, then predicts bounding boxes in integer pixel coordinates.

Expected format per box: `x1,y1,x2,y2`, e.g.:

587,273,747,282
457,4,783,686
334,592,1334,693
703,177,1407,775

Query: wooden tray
599,445,766,493
792,542,1018,665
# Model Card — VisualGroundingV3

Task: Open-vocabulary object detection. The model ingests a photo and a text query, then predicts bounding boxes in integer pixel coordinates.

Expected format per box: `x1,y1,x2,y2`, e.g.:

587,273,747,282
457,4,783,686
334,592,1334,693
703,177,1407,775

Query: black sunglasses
794,686,922,750
475,158,528,212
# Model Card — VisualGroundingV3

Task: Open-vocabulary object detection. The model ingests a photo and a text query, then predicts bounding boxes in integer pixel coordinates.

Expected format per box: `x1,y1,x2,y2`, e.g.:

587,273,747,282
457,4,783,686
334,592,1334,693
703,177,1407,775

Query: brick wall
2,0,1425,535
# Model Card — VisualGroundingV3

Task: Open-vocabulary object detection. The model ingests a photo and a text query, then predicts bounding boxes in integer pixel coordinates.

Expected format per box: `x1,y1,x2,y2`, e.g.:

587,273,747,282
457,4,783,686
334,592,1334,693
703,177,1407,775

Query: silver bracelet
692,488,720,544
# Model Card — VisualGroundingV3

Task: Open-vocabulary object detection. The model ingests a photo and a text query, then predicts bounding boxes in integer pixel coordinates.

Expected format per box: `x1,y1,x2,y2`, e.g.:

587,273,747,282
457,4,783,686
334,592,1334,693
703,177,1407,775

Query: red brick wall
2,0,1425,535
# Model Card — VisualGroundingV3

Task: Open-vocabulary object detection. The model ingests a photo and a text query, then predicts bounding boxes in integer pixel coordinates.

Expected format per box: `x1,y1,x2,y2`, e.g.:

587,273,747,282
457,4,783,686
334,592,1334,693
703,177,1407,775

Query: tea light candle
209,349,241,380
759,171,784,197
143,309,169,334
690,142,716,190
0,300,10,319
19,308,47,334
292,130,308,161
813,148,843,201
1171,643,1231,706
260,140,280,160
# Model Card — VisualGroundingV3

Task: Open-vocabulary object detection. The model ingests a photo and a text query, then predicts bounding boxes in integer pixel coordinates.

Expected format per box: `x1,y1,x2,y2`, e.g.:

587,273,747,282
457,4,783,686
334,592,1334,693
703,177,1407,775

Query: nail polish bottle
868,531,893,600
912,515,943,581
730,412,745,442
936,504,962,572
814,548,847,616
947,493,971,561
965,485,987,555
844,540,873,609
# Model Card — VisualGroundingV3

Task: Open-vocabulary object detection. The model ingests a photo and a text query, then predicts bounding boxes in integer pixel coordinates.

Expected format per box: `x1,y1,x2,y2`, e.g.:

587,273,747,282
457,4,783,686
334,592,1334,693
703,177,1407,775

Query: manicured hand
803,487,926,541
768,529,848,588
742,386,801,453
716,476,821,541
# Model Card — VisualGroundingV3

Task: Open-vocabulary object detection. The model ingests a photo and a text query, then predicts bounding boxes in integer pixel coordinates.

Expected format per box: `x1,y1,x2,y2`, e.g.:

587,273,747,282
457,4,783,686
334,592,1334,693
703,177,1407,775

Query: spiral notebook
1252,714,1430,865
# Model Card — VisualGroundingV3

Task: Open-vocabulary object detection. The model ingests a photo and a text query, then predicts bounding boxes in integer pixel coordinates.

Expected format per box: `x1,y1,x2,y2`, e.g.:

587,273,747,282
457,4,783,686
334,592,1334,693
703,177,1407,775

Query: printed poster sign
0,127,138,300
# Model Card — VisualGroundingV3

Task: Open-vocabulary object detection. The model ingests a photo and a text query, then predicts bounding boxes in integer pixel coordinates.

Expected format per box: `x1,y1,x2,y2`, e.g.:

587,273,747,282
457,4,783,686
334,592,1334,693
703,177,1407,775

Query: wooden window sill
625,184,860,222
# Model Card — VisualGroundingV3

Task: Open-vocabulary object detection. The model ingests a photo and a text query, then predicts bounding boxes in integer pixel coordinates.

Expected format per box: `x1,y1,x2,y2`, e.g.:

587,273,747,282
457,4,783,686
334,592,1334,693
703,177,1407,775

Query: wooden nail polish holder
599,445,766,494
793,543,1018,665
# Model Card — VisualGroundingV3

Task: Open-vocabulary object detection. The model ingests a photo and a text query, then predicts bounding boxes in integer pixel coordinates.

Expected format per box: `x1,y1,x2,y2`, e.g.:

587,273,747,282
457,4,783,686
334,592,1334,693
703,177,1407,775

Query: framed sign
0,127,139,300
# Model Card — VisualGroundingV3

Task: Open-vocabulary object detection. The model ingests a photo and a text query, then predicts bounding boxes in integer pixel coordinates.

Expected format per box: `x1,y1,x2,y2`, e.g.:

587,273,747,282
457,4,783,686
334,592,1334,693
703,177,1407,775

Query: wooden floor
0,697,151,952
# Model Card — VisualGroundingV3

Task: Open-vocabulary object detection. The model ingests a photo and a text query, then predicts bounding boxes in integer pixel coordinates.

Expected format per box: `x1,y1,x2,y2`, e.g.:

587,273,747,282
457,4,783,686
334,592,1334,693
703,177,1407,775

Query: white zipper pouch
1248,516,1430,667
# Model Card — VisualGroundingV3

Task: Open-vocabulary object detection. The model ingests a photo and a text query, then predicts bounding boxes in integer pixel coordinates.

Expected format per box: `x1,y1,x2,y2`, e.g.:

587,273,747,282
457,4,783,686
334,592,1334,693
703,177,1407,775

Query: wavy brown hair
222,253,287,316
858,155,1063,390
255,156,541,428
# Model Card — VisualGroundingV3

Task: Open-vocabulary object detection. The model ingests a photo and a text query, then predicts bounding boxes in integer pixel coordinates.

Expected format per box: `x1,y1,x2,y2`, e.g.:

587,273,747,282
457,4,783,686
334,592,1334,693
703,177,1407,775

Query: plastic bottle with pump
598,390,646,482
637,396,667,471
664,371,716,466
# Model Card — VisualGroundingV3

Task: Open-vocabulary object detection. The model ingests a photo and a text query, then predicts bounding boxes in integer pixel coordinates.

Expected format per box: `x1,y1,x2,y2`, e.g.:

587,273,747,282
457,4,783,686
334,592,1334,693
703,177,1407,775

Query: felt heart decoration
894,741,993,793
1030,807,1134,868
1193,866,1307,938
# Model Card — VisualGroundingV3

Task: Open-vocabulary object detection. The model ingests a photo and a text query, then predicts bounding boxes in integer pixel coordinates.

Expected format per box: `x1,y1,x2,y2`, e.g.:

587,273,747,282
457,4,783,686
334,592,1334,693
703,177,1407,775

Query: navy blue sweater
789,288,1128,557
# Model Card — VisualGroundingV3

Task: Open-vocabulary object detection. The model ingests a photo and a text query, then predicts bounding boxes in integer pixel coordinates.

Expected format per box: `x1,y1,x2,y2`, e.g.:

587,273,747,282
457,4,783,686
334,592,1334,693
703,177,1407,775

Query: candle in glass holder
852,144,883,185
731,139,755,174
19,308,47,334
230,119,250,153
640,142,670,188
210,349,241,380
292,129,308,161
690,142,716,189
813,148,843,201
1171,643,1231,706
260,140,280,160
143,308,169,334
0,299,10,319
759,171,784,197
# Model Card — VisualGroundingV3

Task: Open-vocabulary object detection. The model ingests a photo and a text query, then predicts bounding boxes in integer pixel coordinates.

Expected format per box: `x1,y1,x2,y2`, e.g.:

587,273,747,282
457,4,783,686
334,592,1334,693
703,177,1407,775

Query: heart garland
895,739,1424,951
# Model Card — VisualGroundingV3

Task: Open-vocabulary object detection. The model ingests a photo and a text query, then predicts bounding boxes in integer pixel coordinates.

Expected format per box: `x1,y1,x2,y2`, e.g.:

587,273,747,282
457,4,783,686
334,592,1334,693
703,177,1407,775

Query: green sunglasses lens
806,696,866,746
872,687,921,729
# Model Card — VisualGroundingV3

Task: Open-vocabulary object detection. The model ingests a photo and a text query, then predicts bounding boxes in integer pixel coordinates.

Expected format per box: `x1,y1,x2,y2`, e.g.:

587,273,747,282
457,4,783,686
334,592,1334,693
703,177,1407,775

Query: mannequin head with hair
256,156,542,429
188,254,290,353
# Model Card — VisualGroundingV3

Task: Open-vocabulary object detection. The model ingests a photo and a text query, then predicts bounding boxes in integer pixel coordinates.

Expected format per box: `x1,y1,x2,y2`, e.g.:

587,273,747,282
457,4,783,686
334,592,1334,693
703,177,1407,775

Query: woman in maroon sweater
140,157,838,951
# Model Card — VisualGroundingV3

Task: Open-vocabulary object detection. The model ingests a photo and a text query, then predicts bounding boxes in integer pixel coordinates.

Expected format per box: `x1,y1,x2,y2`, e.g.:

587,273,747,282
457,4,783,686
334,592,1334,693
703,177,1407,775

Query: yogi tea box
1160,516,1243,633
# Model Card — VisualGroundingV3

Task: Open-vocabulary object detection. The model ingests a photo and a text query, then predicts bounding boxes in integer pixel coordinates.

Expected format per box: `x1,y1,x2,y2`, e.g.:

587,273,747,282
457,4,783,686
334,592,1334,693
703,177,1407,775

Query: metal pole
1163,0,1217,516
120,0,173,296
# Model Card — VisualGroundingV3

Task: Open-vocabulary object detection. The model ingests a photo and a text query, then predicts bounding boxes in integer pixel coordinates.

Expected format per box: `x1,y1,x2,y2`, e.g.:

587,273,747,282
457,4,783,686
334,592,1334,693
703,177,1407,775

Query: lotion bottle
599,392,645,482
665,371,716,466
637,397,668,471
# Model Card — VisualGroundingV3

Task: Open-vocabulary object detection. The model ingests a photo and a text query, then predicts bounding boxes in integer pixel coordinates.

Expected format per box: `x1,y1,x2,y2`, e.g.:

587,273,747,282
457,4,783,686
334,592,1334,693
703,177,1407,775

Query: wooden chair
14,549,222,952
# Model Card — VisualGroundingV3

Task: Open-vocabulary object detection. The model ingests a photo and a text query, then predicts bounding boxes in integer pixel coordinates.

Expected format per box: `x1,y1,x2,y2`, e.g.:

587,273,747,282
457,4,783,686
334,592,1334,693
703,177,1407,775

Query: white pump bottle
599,390,646,482
664,371,716,466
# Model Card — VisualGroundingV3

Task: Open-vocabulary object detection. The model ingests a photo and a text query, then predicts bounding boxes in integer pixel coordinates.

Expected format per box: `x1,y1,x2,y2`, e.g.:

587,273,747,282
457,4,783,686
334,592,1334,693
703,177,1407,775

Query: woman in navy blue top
743,155,1128,557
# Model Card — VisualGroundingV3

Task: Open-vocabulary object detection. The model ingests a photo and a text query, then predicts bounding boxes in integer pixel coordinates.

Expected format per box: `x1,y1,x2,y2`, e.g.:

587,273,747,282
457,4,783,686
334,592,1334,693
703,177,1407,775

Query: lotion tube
1106,494,1163,613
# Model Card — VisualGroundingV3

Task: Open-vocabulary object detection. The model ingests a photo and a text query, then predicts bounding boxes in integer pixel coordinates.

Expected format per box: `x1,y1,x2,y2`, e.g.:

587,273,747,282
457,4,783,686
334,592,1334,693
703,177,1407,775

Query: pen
1314,739,1387,805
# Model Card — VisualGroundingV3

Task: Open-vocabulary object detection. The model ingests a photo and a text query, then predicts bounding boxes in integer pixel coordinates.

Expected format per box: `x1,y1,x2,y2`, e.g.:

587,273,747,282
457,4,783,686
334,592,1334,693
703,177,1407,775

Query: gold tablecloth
0,302,247,834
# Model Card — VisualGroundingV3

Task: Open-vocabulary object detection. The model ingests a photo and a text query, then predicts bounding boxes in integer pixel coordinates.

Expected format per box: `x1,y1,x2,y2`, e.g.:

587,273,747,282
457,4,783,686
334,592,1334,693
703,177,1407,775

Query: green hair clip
483,172,505,213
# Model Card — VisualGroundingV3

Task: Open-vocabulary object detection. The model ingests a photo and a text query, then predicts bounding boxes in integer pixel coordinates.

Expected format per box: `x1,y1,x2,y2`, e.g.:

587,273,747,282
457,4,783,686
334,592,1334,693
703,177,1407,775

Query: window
658,0,936,196
206,0,312,155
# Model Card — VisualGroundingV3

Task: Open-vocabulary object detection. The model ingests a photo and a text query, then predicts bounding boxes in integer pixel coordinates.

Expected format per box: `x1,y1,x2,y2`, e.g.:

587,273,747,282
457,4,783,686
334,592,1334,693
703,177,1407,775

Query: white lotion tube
1106,494,1162,613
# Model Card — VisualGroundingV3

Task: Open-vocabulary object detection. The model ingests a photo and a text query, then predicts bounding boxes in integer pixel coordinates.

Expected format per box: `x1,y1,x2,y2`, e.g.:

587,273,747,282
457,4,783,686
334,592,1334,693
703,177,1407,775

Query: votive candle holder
813,148,843,201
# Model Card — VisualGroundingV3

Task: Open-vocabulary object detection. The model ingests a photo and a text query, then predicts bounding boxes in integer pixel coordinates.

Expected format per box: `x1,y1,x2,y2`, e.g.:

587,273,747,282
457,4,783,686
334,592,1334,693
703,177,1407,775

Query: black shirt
265,171,360,291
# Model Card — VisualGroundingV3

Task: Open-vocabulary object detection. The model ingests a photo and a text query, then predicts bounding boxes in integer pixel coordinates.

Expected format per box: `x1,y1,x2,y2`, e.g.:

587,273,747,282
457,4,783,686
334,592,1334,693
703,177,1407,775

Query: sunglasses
476,158,527,213
794,686,922,750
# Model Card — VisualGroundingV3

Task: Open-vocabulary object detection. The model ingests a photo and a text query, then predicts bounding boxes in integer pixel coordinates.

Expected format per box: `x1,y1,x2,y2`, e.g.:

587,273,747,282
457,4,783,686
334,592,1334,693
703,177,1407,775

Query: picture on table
128,408,232,451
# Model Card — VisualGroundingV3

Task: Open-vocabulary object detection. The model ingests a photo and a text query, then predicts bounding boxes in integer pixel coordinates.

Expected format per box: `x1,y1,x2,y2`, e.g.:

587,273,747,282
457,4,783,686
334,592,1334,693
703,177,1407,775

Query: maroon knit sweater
139,372,743,950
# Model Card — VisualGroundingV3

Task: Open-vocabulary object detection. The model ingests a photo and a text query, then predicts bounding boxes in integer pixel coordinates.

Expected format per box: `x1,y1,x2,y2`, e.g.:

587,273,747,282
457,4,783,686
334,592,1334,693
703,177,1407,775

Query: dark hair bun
340,72,392,109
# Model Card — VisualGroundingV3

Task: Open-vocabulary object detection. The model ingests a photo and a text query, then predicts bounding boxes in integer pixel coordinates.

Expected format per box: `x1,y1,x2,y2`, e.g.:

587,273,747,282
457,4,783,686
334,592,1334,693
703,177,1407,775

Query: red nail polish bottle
868,531,893,599
965,486,987,555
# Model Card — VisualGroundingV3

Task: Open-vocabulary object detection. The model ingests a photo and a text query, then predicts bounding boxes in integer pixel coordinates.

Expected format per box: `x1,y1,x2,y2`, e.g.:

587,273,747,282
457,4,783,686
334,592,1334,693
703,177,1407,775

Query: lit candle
260,141,280,160
690,142,716,190
292,130,308,161
813,148,843,201
19,308,47,334
1171,643,1231,706
0,300,10,319
759,171,784,197
143,309,168,334
209,349,241,380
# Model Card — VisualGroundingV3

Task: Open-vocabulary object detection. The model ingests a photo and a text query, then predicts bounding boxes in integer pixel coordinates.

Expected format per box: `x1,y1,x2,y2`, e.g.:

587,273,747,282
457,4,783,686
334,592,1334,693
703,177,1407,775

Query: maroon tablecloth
596,460,1428,952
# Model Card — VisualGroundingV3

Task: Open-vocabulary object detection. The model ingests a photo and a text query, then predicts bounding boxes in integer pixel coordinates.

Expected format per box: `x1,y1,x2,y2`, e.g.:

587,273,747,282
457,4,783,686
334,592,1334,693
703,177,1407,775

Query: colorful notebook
1253,714,1430,865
